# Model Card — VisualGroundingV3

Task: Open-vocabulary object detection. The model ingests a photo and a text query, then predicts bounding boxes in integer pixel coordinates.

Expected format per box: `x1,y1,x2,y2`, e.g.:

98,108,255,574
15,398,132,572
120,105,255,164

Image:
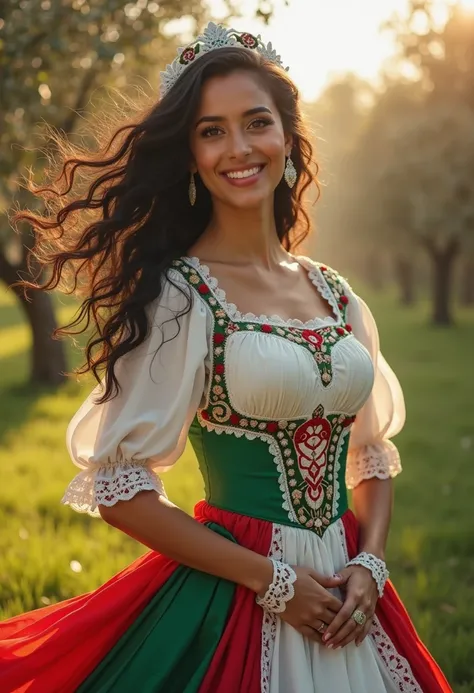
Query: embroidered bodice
62,257,405,524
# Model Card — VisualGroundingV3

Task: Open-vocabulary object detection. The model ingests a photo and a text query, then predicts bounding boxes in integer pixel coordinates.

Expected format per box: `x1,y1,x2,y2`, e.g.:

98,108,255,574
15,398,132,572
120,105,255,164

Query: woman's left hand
322,565,378,649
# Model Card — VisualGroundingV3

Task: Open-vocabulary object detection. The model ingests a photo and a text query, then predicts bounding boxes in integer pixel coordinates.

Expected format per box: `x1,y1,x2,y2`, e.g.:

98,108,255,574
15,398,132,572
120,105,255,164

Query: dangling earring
284,156,297,189
189,172,196,206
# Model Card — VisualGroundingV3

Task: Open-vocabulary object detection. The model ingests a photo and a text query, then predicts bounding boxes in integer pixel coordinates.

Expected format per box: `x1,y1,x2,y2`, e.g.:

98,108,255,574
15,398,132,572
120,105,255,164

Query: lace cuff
345,440,402,490
61,461,166,517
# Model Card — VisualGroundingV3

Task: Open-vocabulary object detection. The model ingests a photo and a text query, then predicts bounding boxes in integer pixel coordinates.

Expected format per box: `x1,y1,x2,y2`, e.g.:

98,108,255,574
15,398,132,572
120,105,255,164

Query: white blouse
62,258,405,517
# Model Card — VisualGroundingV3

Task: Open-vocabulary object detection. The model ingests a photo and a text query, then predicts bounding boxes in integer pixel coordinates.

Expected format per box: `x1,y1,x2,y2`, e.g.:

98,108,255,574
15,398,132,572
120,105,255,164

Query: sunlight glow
182,1,464,102
207,0,412,101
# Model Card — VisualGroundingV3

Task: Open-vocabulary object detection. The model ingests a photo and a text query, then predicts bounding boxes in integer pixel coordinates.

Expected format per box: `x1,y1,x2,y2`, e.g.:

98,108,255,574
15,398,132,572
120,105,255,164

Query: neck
201,198,290,269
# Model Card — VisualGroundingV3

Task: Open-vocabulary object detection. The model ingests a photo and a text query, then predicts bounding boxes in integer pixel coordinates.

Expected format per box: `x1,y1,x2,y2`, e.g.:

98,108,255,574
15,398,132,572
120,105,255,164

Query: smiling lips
221,164,265,186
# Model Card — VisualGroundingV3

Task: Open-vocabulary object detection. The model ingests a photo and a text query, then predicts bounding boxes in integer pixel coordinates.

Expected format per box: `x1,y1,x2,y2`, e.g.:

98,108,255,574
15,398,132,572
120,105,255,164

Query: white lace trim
260,524,284,693
332,425,350,517
182,255,342,328
256,559,297,613
346,552,389,598
370,616,423,692
338,510,422,692
345,440,402,490
61,462,165,518
198,415,298,524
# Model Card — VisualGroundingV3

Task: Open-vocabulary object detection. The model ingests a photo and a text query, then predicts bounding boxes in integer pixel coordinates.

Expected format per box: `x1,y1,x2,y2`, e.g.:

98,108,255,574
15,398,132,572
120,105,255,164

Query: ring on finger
316,621,327,634
351,609,367,626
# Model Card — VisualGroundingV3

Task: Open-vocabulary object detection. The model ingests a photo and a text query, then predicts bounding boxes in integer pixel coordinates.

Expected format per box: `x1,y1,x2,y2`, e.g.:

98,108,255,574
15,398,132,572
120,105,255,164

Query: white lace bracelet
346,552,389,598
255,559,297,613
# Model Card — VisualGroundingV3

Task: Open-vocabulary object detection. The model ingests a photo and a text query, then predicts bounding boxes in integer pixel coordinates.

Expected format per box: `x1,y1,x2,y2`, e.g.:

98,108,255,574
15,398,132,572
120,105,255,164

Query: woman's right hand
278,566,345,642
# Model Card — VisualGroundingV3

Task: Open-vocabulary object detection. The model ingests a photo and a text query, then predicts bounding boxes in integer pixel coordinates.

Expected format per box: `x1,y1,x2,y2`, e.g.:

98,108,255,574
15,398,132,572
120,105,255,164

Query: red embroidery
301,329,323,348
293,415,331,508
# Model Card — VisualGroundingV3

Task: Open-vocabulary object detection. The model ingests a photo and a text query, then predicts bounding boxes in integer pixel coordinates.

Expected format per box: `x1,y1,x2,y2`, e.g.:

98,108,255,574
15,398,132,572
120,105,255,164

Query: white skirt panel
262,521,421,693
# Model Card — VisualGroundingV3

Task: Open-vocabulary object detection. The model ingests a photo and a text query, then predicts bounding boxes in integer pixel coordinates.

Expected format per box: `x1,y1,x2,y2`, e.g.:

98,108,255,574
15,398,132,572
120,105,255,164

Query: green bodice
174,258,361,537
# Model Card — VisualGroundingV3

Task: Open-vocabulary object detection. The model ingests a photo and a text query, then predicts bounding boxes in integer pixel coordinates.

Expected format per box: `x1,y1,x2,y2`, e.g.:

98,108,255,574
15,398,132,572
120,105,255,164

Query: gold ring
351,609,367,626
316,621,327,633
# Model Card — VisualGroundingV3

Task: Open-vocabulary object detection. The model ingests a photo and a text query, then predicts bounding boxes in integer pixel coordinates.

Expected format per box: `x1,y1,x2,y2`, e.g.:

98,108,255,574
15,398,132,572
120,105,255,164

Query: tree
0,0,277,385
384,1,474,318
374,100,474,324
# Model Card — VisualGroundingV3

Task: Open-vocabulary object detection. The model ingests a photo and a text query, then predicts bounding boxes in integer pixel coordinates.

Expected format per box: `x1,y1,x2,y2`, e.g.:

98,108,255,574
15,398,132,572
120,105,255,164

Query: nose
227,128,252,159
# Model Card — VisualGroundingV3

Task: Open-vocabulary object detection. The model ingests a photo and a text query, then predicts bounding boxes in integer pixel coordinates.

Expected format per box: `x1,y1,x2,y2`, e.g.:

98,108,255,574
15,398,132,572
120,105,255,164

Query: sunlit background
1,2,474,690
167,0,473,99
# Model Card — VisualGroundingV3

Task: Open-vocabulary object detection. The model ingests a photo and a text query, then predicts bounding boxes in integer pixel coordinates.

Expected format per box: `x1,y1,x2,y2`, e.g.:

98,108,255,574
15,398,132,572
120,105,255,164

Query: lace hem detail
61,462,165,517
182,255,341,328
370,616,423,692
345,440,402,490
261,524,284,693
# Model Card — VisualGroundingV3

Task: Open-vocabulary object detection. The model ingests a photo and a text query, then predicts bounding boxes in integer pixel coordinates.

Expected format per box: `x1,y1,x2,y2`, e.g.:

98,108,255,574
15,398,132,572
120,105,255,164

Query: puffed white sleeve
344,286,406,490
61,273,209,517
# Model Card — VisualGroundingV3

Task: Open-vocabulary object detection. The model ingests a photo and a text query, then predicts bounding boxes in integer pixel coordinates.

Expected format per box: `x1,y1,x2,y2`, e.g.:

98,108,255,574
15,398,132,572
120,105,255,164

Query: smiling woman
1,21,453,693
191,89,292,206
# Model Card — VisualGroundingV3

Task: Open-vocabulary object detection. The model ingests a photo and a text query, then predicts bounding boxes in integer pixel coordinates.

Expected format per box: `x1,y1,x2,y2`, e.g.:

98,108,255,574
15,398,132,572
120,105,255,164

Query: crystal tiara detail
159,21,289,97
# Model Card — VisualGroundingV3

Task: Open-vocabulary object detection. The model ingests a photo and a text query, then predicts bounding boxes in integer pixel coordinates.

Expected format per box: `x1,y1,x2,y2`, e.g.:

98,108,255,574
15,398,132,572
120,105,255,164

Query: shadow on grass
0,339,84,447
0,303,27,330
0,379,59,448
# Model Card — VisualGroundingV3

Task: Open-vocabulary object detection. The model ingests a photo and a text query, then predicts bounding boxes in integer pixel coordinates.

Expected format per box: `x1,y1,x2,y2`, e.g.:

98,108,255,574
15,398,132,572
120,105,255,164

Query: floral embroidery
172,258,356,536
301,329,323,349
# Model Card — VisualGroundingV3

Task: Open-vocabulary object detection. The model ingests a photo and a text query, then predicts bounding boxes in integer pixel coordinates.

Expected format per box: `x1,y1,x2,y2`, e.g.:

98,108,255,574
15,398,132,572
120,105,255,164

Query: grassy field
0,282,473,691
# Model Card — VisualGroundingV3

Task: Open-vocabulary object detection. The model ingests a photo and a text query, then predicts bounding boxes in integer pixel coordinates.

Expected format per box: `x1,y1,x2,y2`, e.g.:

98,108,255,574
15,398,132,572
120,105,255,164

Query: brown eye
249,117,274,129
201,126,222,138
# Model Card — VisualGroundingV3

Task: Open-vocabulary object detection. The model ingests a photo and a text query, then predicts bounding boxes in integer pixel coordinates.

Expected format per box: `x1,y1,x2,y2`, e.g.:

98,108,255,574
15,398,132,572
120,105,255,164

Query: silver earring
189,172,196,206
284,156,297,189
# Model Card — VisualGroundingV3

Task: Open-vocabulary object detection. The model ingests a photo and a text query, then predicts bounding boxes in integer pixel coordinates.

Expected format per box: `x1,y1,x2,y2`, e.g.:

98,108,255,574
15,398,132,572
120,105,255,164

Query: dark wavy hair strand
15,46,320,402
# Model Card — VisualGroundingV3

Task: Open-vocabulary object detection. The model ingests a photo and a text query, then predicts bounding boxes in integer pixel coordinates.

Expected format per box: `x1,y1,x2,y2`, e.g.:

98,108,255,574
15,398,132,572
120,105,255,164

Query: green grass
0,283,473,691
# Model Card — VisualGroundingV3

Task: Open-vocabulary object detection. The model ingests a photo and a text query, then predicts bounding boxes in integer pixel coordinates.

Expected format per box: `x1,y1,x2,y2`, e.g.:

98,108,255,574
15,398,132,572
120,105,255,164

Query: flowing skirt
0,503,452,693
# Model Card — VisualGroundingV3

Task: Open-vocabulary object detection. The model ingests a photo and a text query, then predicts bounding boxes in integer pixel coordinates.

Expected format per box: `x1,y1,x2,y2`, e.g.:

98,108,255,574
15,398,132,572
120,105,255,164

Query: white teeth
225,166,262,179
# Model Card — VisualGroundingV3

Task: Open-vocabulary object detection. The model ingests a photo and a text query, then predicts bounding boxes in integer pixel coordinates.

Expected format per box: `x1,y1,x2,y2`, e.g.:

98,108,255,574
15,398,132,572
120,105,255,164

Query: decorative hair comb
159,22,289,97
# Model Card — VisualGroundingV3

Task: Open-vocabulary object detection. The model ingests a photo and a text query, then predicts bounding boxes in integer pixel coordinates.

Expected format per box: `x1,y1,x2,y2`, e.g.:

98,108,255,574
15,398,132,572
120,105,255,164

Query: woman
0,23,452,693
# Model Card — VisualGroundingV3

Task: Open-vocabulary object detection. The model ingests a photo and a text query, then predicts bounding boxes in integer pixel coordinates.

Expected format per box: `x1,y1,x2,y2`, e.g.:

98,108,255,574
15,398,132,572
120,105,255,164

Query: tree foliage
319,2,474,323
0,0,279,384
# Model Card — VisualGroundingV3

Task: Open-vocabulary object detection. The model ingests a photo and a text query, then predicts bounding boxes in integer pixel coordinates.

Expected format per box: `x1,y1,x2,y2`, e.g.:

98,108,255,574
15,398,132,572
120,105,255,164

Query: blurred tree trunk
0,249,67,386
393,255,416,306
460,256,474,306
364,250,385,291
423,238,459,326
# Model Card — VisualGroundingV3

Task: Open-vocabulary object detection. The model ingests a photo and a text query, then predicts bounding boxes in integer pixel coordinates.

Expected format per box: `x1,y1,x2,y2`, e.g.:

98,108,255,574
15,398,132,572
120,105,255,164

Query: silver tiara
159,22,289,97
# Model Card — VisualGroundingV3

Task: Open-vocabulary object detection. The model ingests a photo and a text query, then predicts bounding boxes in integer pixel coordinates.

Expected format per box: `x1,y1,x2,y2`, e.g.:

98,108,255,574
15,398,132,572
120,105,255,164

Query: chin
222,188,275,210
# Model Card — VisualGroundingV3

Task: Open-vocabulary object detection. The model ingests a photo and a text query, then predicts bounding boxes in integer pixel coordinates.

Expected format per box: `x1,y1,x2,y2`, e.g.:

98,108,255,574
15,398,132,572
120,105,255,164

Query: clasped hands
280,564,378,649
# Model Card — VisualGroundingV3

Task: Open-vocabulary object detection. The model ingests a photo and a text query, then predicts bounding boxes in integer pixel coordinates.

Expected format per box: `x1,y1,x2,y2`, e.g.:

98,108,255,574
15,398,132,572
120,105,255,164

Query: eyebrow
195,106,272,128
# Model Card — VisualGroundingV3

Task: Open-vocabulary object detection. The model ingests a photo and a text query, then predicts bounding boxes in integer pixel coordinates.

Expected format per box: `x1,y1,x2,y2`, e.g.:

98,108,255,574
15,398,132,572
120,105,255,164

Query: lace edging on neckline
181,255,342,329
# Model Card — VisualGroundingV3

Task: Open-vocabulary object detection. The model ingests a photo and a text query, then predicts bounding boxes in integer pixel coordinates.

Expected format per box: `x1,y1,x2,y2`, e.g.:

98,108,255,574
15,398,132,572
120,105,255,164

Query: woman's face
190,70,292,210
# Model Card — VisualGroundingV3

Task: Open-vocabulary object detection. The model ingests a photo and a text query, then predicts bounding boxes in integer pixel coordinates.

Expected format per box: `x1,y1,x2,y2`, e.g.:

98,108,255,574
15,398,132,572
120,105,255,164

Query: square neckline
180,255,343,330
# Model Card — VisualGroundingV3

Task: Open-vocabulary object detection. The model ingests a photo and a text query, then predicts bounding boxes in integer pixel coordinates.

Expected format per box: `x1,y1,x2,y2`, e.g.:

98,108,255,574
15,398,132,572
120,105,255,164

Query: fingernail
327,644,333,649
323,633,330,642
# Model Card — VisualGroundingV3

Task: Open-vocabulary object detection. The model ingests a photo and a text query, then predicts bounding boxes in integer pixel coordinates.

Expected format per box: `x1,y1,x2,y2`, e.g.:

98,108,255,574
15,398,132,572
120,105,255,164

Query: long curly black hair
16,46,319,402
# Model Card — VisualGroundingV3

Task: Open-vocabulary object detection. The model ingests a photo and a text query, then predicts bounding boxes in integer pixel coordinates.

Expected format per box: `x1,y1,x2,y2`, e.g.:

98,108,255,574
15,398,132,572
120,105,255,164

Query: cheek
261,131,287,165
193,141,221,177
